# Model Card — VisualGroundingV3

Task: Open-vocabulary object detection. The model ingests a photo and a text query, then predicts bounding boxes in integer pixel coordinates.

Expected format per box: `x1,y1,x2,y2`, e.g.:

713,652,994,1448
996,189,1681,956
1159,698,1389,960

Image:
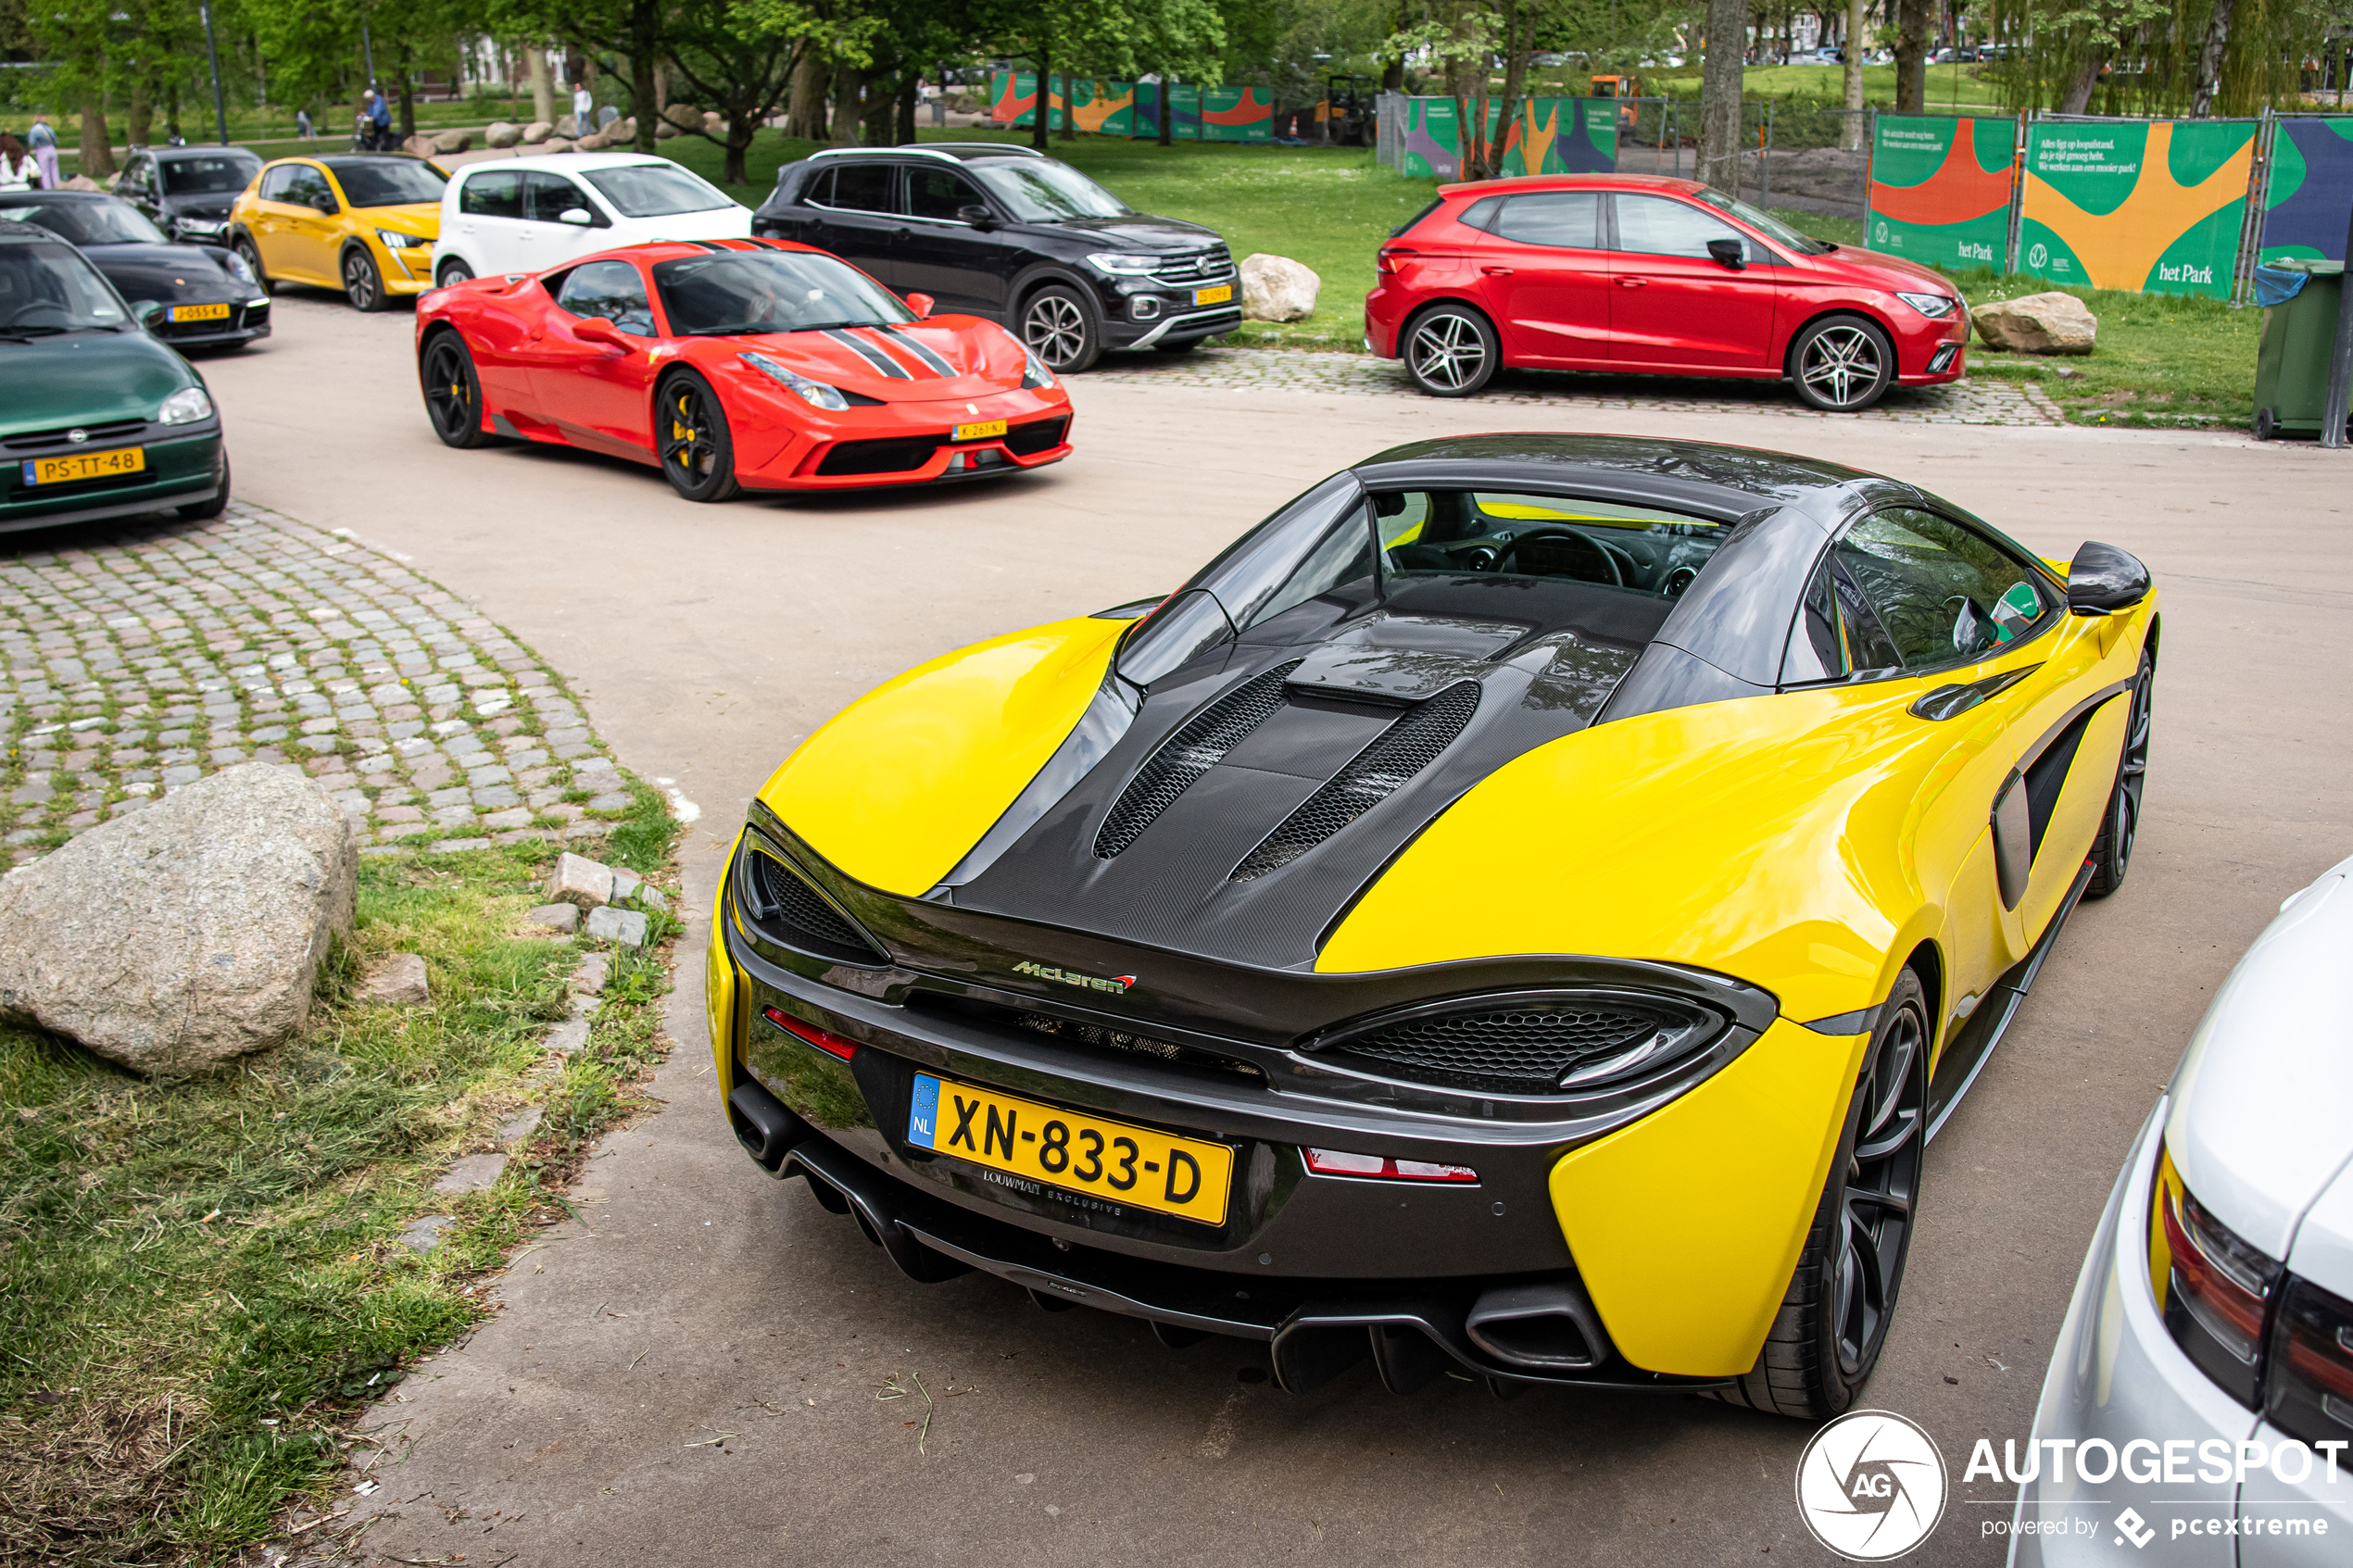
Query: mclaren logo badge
1013,960,1136,995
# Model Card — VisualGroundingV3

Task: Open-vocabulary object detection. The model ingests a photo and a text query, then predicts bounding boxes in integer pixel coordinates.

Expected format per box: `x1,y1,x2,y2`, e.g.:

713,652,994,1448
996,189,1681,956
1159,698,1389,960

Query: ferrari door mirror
1114,588,1235,689
1707,238,1746,270
2065,541,2150,616
560,207,594,226
573,316,625,345
903,291,935,318
956,203,997,229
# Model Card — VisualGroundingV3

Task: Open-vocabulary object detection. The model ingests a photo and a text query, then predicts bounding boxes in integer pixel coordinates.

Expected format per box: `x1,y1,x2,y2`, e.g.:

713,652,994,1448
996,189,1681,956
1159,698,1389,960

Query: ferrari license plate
952,419,1007,443
1194,283,1233,306
170,303,232,323
907,1073,1233,1225
22,446,145,485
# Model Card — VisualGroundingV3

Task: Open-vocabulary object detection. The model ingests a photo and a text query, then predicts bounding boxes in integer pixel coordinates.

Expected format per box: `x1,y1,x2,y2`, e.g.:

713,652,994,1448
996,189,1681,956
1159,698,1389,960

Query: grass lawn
0,794,681,1564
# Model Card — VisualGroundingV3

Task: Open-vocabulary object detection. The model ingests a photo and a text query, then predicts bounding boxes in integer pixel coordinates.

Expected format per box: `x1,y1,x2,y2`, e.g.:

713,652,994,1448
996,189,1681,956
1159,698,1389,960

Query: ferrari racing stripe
824,327,914,379
881,325,959,378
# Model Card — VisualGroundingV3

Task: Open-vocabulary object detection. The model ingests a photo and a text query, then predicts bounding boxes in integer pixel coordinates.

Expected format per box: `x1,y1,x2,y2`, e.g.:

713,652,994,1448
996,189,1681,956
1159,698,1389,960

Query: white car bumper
2010,1098,2351,1566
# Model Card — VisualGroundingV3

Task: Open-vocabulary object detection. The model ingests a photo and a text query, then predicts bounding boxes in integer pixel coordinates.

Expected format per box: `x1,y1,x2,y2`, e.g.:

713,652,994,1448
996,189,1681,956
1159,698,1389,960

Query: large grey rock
401,132,440,160
1240,253,1320,322
608,116,636,144
0,762,357,1073
485,120,522,149
701,111,728,137
430,128,472,155
661,103,702,132
576,132,612,152
553,112,580,139
521,120,554,144
1971,291,2097,356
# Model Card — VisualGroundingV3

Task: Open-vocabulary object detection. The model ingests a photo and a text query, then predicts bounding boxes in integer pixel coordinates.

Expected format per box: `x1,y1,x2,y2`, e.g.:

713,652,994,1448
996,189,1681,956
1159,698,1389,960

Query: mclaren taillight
1304,1148,1478,1184
2150,1143,2283,1407
2267,1275,2353,1445
763,1005,857,1061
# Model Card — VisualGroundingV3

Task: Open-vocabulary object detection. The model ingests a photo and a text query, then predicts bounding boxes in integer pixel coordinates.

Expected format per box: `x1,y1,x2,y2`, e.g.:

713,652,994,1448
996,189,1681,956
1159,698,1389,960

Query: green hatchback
1,217,230,534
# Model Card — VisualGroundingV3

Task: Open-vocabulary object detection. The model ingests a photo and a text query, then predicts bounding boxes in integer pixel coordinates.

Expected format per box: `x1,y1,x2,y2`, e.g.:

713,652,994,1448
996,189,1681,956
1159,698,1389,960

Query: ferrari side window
556,261,655,336
1833,508,2055,672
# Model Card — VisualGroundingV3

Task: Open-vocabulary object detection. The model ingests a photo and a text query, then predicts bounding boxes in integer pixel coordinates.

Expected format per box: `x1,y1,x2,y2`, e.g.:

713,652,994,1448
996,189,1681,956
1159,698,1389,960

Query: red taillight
763,1005,856,1060
1376,247,1415,274
1305,1148,1477,1184
2269,1276,2353,1444
2151,1142,2281,1407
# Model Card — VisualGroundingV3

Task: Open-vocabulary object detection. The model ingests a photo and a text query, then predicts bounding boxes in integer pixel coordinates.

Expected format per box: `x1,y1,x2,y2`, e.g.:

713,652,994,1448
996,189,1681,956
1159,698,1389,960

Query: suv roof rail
800,142,1047,164
802,144,960,165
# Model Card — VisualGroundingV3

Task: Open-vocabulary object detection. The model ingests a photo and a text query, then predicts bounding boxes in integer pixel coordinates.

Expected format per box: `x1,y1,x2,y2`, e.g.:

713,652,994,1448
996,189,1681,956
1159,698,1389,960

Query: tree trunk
1159,73,1173,144
1698,0,1747,188
527,44,554,126
1031,43,1051,154
1841,0,1866,147
81,84,114,177
2058,47,2105,114
2189,0,2235,117
1060,73,1076,140
726,124,750,184
397,76,415,139
787,44,826,138
129,73,151,148
898,73,917,144
1892,0,1929,112
862,66,898,145
832,59,862,144
630,0,660,152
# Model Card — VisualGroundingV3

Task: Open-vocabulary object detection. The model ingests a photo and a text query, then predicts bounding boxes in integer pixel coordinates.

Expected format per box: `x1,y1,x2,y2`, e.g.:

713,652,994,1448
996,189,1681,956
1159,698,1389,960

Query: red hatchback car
1365,174,1969,411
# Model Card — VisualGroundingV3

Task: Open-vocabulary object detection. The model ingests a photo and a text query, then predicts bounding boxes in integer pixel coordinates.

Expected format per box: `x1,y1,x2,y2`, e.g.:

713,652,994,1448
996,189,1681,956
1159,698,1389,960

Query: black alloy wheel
1020,284,1101,374
421,332,491,450
343,246,387,313
1402,305,1498,397
1790,314,1895,411
233,235,272,297
177,455,232,520
658,373,740,502
1717,969,1928,1420
436,257,474,290
2086,645,2156,897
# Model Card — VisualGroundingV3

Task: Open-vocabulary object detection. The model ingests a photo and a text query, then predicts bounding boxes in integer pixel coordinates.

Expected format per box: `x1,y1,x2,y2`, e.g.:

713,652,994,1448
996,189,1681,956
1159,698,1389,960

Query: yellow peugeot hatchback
228,154,446,311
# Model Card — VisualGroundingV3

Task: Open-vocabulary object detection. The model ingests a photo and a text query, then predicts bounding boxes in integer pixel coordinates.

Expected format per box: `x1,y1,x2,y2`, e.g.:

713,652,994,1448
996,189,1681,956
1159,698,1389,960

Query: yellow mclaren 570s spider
705,433,2158,1419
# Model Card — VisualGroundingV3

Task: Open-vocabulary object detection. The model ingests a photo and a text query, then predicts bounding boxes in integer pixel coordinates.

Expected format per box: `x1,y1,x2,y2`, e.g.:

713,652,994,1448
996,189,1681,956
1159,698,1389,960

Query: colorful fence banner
2259,117,2353,263
1400,97,1617,179
1132,82,1201,139
2017,119,2259,297
1864,115,2015,270
1068,80,1137,137
988,71,1062,131
1200,85,1274,142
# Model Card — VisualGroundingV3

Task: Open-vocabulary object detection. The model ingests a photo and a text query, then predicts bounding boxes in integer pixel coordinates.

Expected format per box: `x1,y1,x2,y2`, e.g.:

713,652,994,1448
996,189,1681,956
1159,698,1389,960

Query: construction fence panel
2259,116,2353,263
1864,113,2019,270
2017,118,2261,298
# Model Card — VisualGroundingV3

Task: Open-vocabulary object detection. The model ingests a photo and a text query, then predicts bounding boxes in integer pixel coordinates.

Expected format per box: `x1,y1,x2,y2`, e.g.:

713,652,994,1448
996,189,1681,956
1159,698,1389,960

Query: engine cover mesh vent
1232,680,1480,880
742,845,887,965
1319,997,1706,1096
1014,1011,1264,1079
1093,660,1301,859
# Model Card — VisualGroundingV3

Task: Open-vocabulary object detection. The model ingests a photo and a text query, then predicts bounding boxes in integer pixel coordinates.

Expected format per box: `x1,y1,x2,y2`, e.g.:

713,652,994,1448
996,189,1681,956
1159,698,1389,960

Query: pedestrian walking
572,81,594,137
26,112,58,189
296,107,313,139
0,134,39,193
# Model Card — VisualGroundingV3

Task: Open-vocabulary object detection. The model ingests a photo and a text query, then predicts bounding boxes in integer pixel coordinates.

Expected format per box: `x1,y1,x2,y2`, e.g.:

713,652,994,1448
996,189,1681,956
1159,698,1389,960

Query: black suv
753,144,1239,372
114,144,265,245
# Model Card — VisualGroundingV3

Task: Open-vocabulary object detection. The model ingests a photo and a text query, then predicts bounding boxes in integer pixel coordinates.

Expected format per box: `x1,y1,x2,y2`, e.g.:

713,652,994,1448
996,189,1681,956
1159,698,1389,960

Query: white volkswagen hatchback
428,153,749,288
2012,856,2353,1564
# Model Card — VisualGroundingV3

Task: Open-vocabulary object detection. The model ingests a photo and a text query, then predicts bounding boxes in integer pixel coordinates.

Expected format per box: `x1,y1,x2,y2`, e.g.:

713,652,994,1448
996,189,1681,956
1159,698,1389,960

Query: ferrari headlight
375,229,421,250
1020,345,1056,391
1086,251,1161,276
737,350,849,411
157,387,214,425
1896,290,1958,319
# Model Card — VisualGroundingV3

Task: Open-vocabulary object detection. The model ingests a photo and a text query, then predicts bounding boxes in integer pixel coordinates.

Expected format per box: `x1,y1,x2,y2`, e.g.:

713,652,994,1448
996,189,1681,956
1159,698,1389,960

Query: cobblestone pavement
2,502,636,868
1087,345,2070,424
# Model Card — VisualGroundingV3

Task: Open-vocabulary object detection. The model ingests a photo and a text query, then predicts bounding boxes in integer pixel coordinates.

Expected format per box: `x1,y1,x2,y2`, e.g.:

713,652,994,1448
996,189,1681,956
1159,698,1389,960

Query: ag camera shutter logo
1794,1410,1949,1561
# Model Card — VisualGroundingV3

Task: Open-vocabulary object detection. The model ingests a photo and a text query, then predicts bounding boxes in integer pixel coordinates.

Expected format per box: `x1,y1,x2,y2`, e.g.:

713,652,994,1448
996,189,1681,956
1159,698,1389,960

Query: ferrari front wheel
1719,969,1927,1421
658,372,739,502
421,331,491,450
2086,645,2155,898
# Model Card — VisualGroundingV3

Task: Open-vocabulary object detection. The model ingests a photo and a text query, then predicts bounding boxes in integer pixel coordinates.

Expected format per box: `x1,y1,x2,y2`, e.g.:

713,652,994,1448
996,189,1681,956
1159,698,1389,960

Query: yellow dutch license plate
1194,283,1233,306
907,1073,1233,1225
24,446,145,485
170,302,232,323
952,419,1008,443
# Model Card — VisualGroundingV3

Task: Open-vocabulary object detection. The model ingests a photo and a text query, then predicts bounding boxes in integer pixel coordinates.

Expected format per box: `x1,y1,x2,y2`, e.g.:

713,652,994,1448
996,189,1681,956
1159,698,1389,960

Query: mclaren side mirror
902,291,935,318
2065,541,2151,616
956,203,998,229
573,316,626,345
1707,238,1747,270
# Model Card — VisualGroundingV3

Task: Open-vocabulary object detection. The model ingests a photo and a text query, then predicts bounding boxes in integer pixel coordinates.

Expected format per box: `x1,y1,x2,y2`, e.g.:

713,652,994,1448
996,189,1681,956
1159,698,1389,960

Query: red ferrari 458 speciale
412,238,1075,500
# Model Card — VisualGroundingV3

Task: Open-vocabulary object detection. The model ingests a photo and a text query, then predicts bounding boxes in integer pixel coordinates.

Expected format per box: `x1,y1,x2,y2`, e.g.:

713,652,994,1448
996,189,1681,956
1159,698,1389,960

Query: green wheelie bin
2252,258,2344,440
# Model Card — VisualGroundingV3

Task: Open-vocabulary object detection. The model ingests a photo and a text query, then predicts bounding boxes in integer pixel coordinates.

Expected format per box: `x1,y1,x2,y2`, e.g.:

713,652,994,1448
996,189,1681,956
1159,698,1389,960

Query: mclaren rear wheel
1718,968,1927,1421
2086,644,2156,898
421,331,492,450
658,371,739,503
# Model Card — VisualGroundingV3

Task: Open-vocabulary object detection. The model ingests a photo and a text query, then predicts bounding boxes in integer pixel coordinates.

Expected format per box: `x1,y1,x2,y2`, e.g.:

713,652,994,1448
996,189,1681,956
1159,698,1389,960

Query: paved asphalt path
188,292,2352,1567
